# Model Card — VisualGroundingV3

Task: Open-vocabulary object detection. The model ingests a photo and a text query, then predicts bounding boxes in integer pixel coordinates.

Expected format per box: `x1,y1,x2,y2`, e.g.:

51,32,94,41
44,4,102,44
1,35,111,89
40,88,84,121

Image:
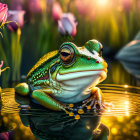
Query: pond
0,60,140,140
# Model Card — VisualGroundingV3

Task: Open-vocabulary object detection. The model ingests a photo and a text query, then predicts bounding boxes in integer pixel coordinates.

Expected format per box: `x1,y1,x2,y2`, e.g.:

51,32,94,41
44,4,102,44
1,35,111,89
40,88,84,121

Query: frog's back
27,50,58,81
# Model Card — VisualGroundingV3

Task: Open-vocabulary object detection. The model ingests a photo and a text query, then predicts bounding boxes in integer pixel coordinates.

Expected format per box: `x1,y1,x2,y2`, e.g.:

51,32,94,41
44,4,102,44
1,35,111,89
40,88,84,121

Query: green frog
15,40,107,118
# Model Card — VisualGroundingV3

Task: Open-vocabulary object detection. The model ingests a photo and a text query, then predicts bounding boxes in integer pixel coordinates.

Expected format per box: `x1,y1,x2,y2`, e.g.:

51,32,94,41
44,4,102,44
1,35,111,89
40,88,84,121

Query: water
0,61,140,140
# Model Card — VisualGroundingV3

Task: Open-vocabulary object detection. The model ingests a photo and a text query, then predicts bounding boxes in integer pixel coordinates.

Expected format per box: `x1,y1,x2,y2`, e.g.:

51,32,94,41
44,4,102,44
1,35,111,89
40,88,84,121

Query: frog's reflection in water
16,94,109,140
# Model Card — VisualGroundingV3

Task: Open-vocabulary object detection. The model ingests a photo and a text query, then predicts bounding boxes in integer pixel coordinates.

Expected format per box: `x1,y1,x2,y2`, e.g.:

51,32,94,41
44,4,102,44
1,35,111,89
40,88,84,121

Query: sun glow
97,0,109,6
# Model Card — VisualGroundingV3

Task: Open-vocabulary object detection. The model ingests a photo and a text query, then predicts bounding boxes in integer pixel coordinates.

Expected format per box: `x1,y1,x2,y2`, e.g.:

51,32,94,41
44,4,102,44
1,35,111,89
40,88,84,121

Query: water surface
0,61,140,140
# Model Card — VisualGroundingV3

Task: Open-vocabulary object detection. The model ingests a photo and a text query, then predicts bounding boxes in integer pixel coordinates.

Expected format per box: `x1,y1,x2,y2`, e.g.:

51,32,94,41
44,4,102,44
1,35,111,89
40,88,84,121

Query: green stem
11,28,22,81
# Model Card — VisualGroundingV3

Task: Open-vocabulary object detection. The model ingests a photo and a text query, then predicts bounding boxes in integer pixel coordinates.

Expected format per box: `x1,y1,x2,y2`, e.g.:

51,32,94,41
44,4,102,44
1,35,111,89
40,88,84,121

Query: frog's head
55,40,107,103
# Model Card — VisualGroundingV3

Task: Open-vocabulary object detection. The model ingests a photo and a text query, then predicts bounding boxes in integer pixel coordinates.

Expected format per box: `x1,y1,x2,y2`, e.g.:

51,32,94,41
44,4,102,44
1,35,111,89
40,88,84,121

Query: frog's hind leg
32,89,68,113
15,83,30,96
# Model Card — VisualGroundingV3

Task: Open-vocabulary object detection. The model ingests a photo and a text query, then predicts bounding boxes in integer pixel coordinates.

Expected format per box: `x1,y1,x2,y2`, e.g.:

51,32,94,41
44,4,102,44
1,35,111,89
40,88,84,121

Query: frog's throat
53,70,106,103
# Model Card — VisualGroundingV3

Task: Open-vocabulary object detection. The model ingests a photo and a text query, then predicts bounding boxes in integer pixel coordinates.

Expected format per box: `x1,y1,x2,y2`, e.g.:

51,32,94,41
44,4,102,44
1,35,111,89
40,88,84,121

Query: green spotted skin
27,50,60,87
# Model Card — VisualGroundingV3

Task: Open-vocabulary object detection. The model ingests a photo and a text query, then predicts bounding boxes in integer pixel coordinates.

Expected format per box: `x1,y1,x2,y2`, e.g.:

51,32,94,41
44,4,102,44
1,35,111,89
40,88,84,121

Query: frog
15,39,108,118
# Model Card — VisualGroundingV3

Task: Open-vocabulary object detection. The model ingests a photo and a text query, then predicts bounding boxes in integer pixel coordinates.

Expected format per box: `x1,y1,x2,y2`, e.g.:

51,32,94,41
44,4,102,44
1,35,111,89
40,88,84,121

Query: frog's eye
60,45,75,65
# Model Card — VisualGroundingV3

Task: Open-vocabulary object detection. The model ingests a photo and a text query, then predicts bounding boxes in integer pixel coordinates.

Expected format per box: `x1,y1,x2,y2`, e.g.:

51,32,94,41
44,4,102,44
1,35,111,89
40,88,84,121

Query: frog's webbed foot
62,87,105,119
81,87,105,112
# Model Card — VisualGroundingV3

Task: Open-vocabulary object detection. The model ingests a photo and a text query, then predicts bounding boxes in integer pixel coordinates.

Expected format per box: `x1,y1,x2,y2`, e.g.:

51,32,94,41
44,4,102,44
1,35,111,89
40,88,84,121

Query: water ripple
0,84,140,116
99,84,140,116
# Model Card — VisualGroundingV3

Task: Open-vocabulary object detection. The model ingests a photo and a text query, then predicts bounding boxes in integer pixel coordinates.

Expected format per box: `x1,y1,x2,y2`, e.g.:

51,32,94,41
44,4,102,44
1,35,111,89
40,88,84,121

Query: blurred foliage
0,0,140,84
73,0,140,48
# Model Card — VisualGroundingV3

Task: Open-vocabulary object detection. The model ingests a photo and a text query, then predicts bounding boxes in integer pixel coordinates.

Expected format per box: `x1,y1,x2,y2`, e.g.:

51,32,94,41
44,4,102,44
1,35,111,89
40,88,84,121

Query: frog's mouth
56,69,107,82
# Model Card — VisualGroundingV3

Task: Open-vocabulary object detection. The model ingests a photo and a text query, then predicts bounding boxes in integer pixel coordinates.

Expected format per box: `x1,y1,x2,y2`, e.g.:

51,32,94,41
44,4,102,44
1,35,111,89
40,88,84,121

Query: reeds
0,27,22,85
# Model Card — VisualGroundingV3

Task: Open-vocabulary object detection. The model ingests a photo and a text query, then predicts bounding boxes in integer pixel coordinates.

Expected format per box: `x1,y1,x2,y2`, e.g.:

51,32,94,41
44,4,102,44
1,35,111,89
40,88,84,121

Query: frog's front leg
82,87,104,110
32,89,68,113
91,87,104,108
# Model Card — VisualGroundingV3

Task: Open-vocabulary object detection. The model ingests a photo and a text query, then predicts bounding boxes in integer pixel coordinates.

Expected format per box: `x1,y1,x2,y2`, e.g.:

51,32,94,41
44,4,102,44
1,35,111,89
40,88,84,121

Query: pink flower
28,0,43,13
137,0,140,9
0,132,9,140
52,2,63,21
0,60,3,68
122,0,132,13
0,3,8,23
75,0,95,19
7,10,25,32
58,13,78,36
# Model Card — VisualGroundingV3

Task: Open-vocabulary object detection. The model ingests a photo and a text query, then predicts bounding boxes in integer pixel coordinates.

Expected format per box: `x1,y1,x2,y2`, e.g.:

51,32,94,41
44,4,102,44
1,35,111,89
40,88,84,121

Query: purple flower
7,10,25,32
58,13,78,36
52,2,63,21
0,3,8,24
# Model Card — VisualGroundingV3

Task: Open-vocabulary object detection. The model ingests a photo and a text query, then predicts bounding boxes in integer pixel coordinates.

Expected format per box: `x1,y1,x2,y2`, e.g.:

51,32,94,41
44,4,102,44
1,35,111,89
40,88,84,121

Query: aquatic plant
0,4,25,83
2,10,25,82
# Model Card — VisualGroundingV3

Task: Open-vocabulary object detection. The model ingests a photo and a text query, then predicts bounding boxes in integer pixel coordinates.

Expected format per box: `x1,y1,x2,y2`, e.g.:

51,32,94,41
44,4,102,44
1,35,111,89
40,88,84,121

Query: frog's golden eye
60,45,75,65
